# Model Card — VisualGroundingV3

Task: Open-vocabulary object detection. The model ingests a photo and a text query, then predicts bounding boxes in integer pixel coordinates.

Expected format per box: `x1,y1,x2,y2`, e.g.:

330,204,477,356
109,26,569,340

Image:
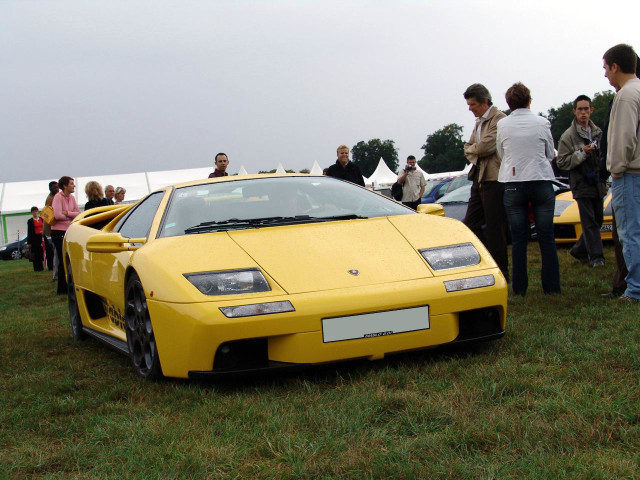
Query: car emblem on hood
348,269,359,276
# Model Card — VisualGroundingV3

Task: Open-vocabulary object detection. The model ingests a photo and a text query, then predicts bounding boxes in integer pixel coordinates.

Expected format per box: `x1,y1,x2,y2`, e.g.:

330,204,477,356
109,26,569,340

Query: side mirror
86,232,146,253
416,204,445,216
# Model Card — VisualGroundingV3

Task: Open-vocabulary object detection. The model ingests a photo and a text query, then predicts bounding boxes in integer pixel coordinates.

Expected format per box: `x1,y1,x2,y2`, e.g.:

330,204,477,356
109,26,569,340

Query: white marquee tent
366,158,398,186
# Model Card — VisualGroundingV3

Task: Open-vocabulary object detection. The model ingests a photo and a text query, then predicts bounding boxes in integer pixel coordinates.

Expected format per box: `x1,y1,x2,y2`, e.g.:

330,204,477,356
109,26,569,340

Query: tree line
350,90,615,176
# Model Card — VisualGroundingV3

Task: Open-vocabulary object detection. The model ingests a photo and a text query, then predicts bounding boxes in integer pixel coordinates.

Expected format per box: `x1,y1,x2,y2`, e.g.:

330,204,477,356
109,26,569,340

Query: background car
0,235,28,260
420,179,452,204
63,174,507,380
553,191,613,243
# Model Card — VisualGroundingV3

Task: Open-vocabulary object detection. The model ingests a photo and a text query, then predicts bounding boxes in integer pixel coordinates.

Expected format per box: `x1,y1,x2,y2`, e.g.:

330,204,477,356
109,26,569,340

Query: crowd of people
23,43,639,305
25,178,126,294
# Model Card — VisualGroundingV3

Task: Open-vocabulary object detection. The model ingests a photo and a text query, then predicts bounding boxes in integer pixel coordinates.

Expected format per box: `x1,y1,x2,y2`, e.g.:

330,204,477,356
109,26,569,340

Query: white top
496,108,555,182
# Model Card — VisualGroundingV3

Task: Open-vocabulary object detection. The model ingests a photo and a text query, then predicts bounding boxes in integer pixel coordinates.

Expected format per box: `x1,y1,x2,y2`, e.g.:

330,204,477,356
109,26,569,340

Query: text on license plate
322,306,429,343
600,224,613,232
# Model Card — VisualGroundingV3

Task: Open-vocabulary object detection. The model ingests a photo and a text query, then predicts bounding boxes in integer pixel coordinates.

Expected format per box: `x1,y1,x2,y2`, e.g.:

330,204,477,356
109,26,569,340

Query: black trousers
402,200,420,211
463,180,509,281
31,233,44,271
570,196,604,262
51,230,67,294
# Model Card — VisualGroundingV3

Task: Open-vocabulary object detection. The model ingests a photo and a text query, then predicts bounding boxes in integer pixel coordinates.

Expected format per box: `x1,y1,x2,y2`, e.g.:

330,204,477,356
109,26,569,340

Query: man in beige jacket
463,83,509,282
603,44,640,302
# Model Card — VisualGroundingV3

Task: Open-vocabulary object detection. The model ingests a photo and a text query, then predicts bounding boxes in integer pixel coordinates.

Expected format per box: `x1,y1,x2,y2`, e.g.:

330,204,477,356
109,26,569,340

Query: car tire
125,272,163,380
67,265,86,341
10,249,22,260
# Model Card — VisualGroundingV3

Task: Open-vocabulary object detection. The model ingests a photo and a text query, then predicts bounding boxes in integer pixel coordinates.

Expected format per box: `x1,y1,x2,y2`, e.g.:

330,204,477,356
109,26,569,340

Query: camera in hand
405,165,416,171
588,140,598,148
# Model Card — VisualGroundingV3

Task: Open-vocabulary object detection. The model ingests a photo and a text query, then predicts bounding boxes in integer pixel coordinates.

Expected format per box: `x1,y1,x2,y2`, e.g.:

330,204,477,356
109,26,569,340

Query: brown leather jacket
464,106,507,182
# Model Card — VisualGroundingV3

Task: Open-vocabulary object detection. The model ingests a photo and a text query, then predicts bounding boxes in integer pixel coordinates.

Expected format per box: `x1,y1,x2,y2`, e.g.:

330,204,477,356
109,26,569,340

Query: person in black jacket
27,207,45,271
326,145,365,187
84,181,110,211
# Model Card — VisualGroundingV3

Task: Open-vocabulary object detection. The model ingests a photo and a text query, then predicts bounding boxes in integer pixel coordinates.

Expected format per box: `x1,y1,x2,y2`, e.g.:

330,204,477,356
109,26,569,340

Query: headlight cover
554,200,573,217
184,268,270,295
0,246,6,251
420,243,480,271
220,301,295,318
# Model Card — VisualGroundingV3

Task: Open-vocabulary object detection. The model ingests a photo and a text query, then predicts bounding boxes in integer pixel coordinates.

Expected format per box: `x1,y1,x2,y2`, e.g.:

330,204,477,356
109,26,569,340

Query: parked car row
425,181,613,243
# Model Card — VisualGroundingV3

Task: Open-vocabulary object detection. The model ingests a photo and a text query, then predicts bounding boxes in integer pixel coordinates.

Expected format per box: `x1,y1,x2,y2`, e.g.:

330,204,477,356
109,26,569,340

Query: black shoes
589,258,605,268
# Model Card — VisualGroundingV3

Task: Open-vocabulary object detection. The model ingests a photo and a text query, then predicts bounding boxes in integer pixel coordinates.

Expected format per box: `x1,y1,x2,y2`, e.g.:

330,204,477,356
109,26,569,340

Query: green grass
1,244,639,479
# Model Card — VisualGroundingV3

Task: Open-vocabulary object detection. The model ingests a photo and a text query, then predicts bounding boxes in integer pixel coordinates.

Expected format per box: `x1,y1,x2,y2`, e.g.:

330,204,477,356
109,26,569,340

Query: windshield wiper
184,216,315,234
311,214,368,221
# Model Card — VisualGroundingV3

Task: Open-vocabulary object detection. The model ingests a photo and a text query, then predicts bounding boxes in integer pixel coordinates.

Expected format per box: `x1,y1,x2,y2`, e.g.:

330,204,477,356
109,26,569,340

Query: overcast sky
1,0,636,183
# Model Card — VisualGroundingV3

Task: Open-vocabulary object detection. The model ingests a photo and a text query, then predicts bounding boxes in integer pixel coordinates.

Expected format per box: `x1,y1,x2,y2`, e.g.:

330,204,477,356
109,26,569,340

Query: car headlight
184,268,270,295
554,200,573,217
220,301,295,318
0,246,6,251
419,243,480,270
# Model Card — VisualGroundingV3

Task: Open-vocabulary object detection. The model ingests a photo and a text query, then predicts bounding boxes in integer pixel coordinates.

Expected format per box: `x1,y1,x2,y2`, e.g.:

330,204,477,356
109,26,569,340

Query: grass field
1,244,639,479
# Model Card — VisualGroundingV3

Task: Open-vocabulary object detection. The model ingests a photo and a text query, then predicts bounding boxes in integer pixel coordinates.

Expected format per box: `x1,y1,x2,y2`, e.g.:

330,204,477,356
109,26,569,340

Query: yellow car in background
553,191,613,243
63,174,507,380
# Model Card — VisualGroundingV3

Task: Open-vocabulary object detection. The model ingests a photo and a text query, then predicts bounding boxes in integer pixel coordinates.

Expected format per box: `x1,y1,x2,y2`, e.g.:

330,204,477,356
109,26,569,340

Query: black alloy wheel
125,272,163,380
67,265,86,341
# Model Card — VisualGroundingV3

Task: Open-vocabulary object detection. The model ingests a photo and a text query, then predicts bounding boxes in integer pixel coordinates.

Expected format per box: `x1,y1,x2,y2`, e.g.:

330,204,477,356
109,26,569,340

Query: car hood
139,214,492,301
228,217,433,294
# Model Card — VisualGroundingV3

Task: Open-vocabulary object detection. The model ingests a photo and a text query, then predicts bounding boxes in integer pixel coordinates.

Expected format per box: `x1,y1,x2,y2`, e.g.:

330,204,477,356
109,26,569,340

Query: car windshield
160,176,412,237
422,180,446,197
437,184,472,204
445,175,472,194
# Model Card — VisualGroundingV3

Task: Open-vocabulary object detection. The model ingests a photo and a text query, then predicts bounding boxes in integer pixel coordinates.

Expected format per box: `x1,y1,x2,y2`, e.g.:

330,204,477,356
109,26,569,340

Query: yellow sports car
63,174,507,380
553,191,613,243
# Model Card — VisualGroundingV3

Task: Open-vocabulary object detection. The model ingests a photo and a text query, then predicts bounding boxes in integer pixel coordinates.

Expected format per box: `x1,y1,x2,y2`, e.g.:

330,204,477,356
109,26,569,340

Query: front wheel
11,249,22,260
67,265,86,340
125,272,163,380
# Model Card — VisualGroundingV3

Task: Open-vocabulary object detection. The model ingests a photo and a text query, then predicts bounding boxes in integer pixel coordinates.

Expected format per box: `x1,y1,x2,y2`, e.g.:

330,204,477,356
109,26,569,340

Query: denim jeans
611,173,640,300
504,181,561,295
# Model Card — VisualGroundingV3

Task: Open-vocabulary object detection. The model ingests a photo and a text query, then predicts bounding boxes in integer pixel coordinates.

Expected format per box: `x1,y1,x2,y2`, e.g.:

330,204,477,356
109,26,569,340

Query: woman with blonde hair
84,181,109,211
114,187,126,204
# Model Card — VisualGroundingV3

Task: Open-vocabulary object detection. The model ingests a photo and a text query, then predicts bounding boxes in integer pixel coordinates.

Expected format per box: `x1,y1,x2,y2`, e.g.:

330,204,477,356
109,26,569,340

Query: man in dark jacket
557,94,605,267
326,145,365,187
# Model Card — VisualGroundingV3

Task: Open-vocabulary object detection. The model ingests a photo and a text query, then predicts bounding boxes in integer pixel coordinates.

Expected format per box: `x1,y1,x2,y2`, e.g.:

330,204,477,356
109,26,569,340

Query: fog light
220,301,295,318
444,275,495,292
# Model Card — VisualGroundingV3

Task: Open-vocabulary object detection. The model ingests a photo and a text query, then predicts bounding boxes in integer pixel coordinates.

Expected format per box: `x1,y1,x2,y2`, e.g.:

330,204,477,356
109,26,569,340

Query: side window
117,192,165,239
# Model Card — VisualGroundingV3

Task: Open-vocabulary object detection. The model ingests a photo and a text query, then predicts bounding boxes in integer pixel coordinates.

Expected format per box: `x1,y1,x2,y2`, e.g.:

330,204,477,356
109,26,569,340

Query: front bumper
147,269,507,378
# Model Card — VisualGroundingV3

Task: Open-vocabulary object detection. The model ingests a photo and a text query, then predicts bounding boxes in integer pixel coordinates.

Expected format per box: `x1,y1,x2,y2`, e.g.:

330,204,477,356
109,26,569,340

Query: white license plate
322,306,429,343
600,224,613,232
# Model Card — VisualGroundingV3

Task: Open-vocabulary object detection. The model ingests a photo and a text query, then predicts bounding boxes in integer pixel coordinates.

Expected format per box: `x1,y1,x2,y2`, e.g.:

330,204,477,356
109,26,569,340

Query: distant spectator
114,187,126,204
209,153,229,178
497,82,560,296
84,181,110,211
397,155,426,210
52,176,80,295
27,207,44,272
43,180,58,275
322,168,329,175
104,185,115,205
326,145,365,187
556,95,606,268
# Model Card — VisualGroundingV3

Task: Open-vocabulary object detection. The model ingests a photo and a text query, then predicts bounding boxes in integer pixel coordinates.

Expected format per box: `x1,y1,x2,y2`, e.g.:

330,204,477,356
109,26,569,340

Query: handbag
391,182,403,201
41,206,56,226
